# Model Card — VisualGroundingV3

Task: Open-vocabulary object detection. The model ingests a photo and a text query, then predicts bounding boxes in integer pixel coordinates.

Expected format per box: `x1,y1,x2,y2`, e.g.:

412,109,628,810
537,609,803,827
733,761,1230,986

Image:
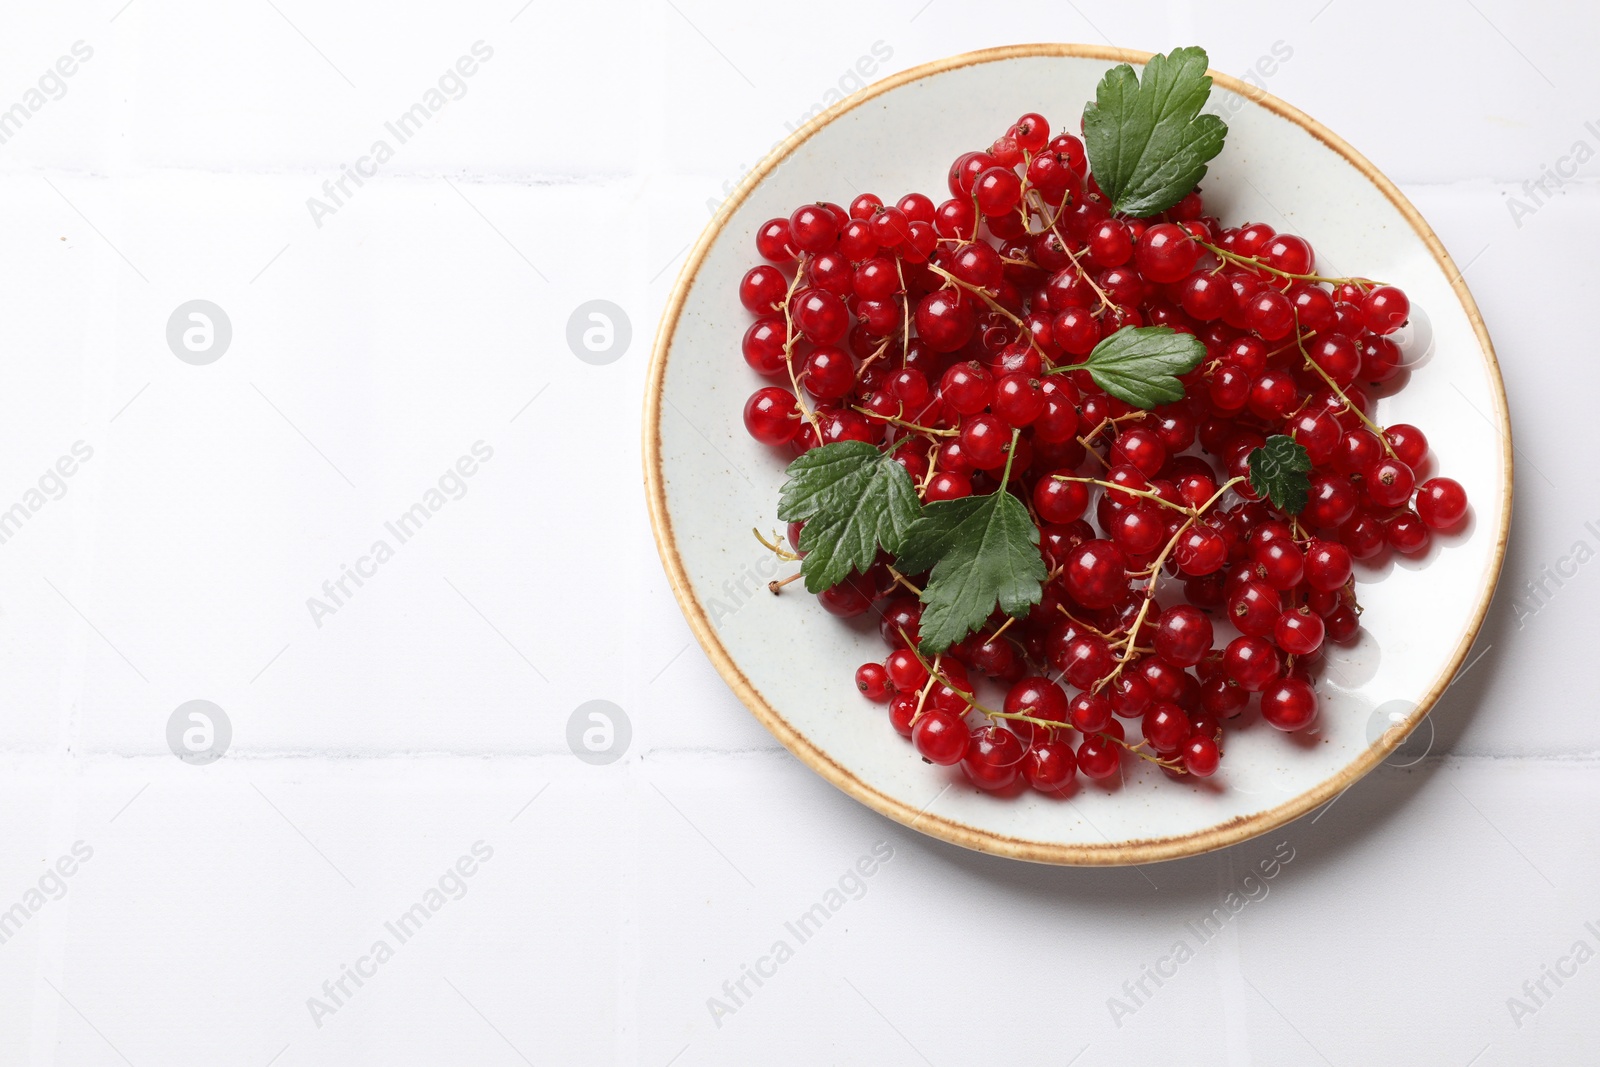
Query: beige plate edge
641,43,1515,866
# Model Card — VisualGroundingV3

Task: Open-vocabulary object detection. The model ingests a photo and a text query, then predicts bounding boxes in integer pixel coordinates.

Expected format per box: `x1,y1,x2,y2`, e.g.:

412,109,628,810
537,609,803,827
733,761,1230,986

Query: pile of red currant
737,111,1470,795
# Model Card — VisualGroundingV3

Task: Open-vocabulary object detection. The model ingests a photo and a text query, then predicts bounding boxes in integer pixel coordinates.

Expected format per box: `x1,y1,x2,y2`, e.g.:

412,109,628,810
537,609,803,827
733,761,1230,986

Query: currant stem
767,572,802,594
1023,187,1116,314
780,258,823,440
924,262,1021,329
1197,239,1388,290
896,257,912,366
852,405,959,437
1091,474,1245,694
1051,475,1190,515
753,527,800,562
886,566,923,597
1293,329,1397,457
896,640,1185,772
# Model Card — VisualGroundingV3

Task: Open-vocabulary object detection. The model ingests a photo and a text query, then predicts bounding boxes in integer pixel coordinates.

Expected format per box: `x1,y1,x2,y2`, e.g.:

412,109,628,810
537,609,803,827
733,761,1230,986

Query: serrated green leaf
1248,435,1313,514
776,441,922,593
1082,46,1229,217
1075,325,1205,409
896,488,1047,655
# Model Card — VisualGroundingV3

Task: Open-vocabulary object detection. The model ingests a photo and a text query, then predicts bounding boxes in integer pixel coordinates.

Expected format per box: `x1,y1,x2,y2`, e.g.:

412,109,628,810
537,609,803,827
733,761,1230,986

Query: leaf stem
1000,427,1023,486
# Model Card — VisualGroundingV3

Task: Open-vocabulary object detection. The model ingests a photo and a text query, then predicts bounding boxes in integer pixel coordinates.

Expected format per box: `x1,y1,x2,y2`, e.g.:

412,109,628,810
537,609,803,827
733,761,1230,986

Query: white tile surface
0,0,1595,1063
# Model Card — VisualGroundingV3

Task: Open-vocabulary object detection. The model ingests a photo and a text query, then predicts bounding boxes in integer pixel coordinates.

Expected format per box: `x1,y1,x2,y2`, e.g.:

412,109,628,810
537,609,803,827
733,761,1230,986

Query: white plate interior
651,50,1508,861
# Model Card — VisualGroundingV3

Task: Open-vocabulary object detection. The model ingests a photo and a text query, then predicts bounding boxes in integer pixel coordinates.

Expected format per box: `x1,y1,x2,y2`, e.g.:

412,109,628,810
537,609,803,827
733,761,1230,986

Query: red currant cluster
737,111,1470,795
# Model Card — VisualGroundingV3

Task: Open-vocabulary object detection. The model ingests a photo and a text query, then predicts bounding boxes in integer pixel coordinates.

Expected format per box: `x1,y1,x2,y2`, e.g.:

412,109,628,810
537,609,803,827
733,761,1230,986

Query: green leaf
1076,325,1205,409
1082,46,1229,217
776,441,922,594
896,488,1047,655
1248,435,1313,514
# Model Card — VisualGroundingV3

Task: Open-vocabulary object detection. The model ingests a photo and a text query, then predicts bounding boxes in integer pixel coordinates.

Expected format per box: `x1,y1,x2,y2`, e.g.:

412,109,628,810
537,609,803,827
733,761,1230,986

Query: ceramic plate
644,45,1512,864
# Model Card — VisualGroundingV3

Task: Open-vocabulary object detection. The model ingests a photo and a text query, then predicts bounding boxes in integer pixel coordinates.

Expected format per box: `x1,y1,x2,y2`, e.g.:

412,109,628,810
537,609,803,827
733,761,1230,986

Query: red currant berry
1260,677,1318,731
794,288,848,345
913,709,970,765
1182,734,1221,777
1385,510,1430,554
1244,289,1295,341
1416,477,1468,530
838,219,878,260
1262,234,1314,275
1088,219,1134,267
756,218,796,262
887,694,917,737
739,265,788,314
1135,223,1199,284
802,346,854,400
916,288,978,352
817,576,872,617
1304,539,1353,591
1110,428,1167,477
1274,608,1325,656
1288,283,1337,333
959,413,1011,470
934,198,978,241
1324,603,1360,643
853,257,899,300
1333,429,1383,477
1106,674,1153,719
975,167,1023,216
741,316,789,376
1200,673,1248,718
1364,458,1416,510
789,204,839,253
1003,676,1069,740
743,387,799,446
1384,424,1429,469
924,471,972,502
1070,691,1113,732
1302,473,1359,529
1063,540,1128,610
1034,473,1089,524
1059,633,1115,690
885,648,929,693
1227,580,1282,639
1251,539,1305,591
993,374,1044,427
1111,505,1165,556
1022,740,1077,792
1154,604,1214,668
1076,735,1121,780
963,724,1025,791
856,663,890,702
1175,524,1228,576
1142,703,1191,753
1222,635,1281,693
1362,285,1410,335
1012,112,1050,152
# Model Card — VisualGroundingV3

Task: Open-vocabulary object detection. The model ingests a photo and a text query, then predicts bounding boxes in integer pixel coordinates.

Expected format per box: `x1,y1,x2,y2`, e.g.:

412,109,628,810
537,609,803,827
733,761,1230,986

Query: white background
0,1,1594,1064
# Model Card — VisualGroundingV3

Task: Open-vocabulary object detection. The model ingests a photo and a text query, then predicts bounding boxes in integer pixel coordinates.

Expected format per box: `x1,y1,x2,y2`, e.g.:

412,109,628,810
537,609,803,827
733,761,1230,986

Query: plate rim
642,43,1514,865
